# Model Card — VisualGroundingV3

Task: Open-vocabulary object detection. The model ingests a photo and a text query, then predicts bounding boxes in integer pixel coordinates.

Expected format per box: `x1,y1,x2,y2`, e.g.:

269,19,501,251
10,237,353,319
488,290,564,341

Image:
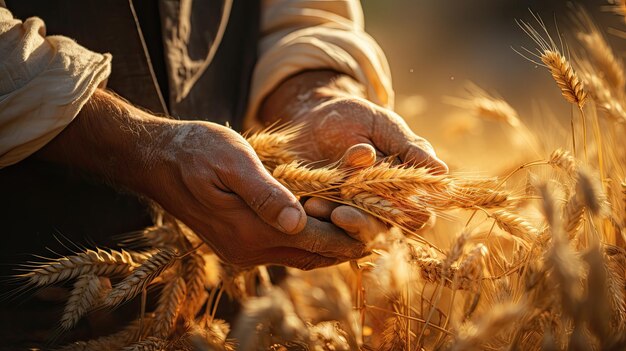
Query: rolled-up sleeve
244,0,394,129
0,7,111,168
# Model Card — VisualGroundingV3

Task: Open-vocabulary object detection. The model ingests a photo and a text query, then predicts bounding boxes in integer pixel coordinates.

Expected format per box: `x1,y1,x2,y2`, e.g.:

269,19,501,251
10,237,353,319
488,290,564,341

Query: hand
260,71,448,237
149,121,366,269
259,70,448,173
38,90,366,270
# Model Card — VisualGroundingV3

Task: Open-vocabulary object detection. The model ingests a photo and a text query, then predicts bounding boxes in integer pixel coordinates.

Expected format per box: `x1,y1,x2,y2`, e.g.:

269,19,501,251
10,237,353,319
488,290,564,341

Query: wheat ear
60,275,111,331
152,276,187,338
246,125,301,171
575,6,626,91
272,161,345,195
340,163,448,199
180,253,208,318
104,249,176,307
541,50,588,109
492,210,539,242
22,249,137,287
563,193,585,237
549,148,578,174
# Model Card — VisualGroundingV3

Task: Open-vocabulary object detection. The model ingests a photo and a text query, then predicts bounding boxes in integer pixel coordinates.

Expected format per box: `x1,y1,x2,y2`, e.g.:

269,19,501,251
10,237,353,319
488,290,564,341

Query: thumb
221,147,307,235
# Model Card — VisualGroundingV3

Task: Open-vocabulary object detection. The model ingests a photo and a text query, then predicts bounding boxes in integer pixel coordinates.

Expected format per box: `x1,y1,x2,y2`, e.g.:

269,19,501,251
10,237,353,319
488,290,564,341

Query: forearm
35,89,175,194
258,70,366,125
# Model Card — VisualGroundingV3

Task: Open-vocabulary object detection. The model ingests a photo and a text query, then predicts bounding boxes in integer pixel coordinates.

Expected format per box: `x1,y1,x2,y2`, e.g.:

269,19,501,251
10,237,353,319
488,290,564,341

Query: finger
330,206,388,242
339,143,377,169
220,140,306,235
371,112,448,174
264,247,340,270
303,197,339,220
403,143,448,175
279,216,367,260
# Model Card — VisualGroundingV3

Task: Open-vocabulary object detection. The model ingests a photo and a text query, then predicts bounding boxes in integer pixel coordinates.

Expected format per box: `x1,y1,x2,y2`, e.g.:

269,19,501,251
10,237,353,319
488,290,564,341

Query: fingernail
278,207,302,233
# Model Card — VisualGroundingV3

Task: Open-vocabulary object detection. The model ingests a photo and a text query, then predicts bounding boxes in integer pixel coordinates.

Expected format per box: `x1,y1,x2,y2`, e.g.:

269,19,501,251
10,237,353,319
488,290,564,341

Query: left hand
260,70,447,172
260,70,447,240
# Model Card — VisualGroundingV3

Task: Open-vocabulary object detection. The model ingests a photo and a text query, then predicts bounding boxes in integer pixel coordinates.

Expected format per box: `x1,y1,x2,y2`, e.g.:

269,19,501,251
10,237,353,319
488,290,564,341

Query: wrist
36,89,177,196
259,70,365,124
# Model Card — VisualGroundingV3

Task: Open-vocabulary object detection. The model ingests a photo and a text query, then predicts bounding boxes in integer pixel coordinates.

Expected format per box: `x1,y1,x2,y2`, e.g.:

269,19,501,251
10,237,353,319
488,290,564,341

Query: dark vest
0,0,259,276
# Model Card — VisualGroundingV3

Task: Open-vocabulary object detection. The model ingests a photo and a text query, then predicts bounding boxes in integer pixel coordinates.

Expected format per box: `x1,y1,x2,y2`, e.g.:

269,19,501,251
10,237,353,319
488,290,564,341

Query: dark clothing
0,1,259,346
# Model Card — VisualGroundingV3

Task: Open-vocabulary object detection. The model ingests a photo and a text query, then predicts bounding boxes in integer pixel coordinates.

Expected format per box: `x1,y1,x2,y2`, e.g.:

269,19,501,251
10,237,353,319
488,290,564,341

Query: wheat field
12,4,626,351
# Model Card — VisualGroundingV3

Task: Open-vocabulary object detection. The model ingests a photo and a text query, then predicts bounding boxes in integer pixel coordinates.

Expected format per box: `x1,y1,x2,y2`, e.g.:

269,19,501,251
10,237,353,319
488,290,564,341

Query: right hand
144,121,366,269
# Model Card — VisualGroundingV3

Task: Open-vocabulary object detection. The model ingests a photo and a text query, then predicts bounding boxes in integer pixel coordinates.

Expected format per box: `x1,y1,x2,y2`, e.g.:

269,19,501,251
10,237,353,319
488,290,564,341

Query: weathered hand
260,70,448,173
146,121,366,269
260,71,448,239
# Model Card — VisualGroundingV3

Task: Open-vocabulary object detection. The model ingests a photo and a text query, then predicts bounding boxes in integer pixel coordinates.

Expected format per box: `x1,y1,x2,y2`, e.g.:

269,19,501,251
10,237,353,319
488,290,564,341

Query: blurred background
360,0,625,173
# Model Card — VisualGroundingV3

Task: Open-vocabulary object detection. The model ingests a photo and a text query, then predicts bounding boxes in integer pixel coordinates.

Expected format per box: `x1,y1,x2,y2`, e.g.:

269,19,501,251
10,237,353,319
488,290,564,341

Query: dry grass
13,4,626,351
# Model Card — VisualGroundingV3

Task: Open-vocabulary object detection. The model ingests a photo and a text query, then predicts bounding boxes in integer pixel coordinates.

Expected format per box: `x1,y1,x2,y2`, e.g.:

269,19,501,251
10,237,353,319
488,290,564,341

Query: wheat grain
349,191,429,231
379,316,408,351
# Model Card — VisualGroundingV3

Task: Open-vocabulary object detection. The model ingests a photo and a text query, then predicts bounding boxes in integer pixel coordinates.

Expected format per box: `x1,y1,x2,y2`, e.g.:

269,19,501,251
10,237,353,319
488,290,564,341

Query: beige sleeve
244,0,394,129
0,7,111,168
